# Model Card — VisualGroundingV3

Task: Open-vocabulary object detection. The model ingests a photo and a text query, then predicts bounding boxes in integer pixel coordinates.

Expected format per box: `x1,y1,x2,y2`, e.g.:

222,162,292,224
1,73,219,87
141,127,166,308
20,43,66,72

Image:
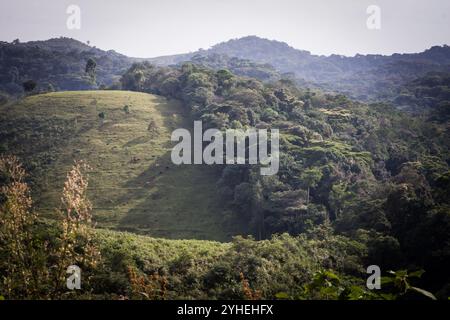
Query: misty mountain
150,36,450,104
2,35,450,109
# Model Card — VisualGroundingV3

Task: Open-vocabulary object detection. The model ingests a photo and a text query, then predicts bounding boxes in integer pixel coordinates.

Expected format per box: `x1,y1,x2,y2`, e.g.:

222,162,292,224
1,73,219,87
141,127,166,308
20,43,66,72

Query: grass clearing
0,90,245,241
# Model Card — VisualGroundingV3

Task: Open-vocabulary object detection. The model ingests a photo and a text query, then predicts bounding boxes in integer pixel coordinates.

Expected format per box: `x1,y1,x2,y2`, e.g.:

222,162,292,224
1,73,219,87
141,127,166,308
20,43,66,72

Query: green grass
0,90,246,241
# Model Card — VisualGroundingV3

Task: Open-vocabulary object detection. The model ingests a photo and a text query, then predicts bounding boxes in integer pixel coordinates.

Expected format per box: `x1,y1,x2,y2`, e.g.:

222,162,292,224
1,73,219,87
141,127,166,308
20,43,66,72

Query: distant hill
2,36,450,107
149,36,450,103
0,37,135,94
0,90,244,241
388,71,450,117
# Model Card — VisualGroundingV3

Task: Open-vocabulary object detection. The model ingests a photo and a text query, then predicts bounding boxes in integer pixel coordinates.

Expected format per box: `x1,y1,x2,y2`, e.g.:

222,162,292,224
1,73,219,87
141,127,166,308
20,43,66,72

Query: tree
0,91,9,105
46,83,55,92
301,168,323,205
22,80,37,93
216,69,234,95
85,58,97,83
328,182,352,219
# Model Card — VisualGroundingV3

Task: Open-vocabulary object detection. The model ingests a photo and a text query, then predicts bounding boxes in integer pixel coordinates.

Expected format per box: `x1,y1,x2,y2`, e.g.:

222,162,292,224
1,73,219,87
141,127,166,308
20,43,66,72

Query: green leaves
409,287,437,300
382,269,437,300
274,292,290,300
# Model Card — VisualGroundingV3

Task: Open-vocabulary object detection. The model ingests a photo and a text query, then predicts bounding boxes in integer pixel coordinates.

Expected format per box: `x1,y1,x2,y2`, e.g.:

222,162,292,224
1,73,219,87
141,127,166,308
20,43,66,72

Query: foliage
0,156,100,299
381,270,437,300
119,61,450,296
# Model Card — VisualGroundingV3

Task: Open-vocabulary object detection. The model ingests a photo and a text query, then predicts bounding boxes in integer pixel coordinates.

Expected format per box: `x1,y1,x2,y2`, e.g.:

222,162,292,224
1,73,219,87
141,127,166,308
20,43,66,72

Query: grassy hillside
0,90,245,241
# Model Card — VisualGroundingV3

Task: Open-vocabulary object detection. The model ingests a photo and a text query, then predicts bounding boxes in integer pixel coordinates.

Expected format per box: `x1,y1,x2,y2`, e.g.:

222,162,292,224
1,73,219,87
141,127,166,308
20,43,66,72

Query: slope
0,90,245,241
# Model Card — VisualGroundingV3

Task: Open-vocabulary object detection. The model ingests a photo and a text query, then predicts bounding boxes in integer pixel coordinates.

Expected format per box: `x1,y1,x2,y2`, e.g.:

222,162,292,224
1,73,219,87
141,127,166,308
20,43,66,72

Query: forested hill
0,37,134,94
119,60,450,294
149,36,450,103
2,36,450,107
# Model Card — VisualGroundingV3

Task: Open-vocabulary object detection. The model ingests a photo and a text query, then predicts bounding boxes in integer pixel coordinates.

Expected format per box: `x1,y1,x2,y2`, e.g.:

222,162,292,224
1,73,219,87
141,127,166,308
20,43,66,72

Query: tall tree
301,168,323,205
85,58,97,83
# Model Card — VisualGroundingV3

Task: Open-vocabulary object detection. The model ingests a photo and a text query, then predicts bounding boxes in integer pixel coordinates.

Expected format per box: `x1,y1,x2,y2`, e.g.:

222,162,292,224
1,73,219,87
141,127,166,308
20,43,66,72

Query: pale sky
0,0,449,58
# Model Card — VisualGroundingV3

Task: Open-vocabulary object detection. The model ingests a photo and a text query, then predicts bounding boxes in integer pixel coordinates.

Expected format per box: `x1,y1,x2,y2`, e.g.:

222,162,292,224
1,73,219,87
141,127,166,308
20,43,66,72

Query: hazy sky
1,0,449,58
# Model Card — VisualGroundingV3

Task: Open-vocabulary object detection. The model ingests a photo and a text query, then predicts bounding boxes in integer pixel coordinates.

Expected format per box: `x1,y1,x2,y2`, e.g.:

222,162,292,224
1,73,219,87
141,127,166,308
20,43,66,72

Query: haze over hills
2,36,450,108
149,36,450,103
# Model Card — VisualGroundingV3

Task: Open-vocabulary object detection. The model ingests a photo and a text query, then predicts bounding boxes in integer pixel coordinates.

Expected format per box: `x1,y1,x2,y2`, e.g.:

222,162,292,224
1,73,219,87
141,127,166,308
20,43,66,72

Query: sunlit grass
0,90,245,241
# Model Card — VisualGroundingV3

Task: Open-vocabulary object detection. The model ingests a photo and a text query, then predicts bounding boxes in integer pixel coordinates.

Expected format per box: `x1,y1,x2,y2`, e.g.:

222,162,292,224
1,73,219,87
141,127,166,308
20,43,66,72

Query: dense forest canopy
119,60,450,295
149,36,450,106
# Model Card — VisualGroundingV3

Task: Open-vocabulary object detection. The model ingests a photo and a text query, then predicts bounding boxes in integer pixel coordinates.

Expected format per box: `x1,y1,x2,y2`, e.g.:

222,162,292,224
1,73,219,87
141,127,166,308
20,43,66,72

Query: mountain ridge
2,35,450,104
146,36,450,102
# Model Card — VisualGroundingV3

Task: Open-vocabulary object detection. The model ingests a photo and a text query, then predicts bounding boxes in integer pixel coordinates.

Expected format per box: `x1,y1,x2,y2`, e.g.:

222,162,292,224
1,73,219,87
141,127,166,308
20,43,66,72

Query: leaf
408,270,425,278
409,286,437,300
347,286,366,300
275,292,290,299
381,276,394,285
324,270,339,280
395,270,408,277
140,292,150,299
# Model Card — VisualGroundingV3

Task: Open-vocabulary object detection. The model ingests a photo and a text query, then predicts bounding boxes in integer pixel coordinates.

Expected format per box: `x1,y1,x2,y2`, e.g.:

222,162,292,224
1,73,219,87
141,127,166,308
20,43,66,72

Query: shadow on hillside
102,98,242,241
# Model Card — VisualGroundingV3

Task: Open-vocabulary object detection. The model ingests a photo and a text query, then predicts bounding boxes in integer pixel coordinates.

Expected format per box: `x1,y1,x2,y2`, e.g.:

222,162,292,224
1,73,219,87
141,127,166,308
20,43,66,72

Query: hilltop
0,37,134,94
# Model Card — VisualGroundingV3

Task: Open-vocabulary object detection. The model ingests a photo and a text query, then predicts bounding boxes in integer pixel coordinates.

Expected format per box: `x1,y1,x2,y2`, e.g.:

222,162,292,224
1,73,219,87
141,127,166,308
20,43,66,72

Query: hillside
0,90,245,241
387,71,450,116
119,61,450,295
0,38,134,94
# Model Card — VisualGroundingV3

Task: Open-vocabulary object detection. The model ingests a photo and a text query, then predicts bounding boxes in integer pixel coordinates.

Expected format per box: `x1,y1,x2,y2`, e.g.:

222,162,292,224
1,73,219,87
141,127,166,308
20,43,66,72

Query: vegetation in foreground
0,156,440,300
